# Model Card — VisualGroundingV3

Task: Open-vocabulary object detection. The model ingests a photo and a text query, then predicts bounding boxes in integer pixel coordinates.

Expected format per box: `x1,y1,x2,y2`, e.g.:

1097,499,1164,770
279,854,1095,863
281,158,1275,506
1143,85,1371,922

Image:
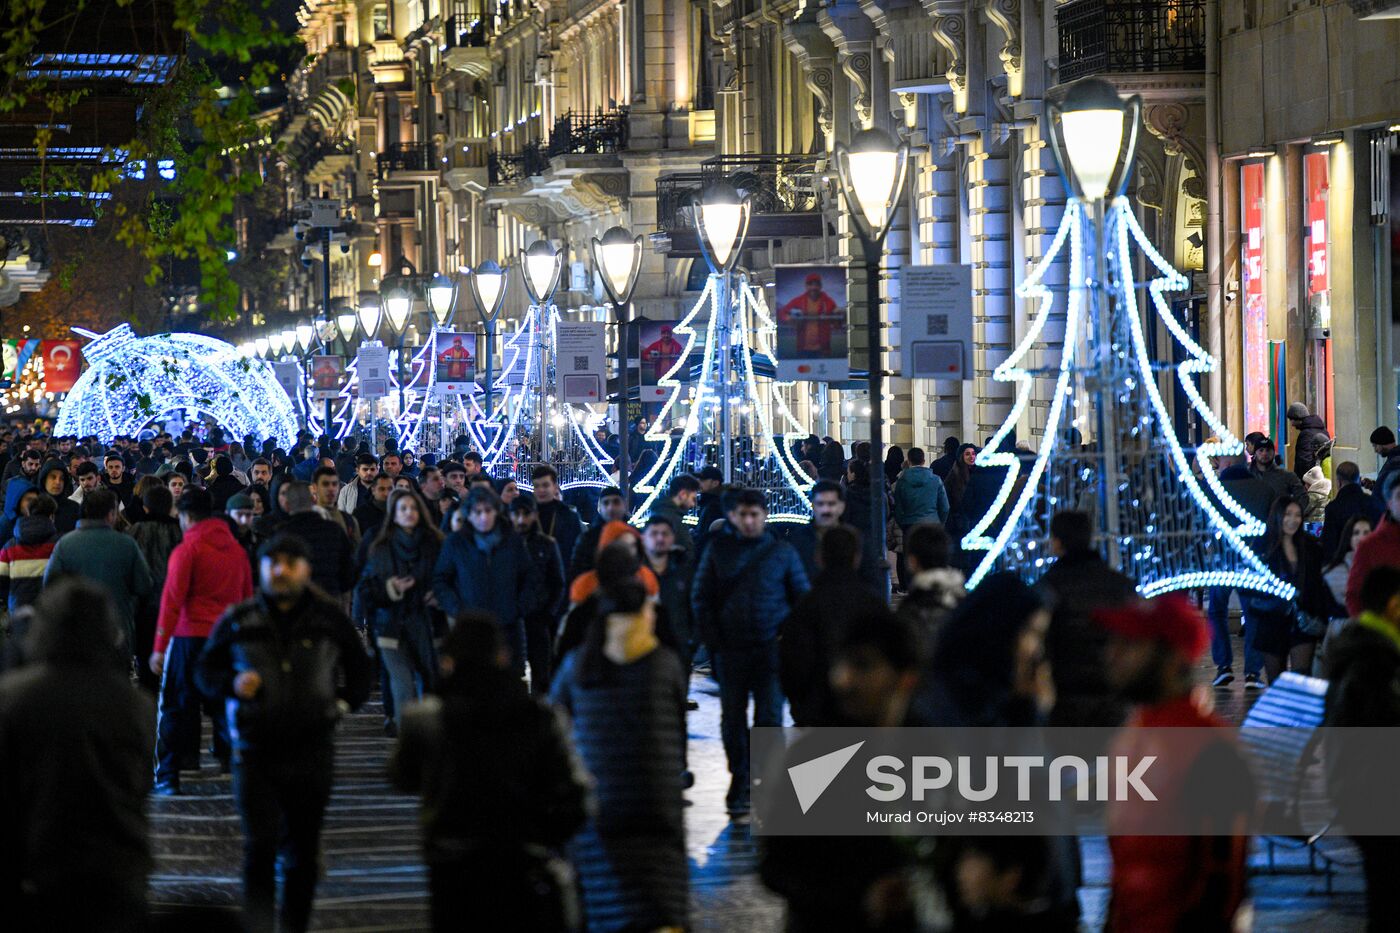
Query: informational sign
272,361,302,404
556,320,606,403
899,264,973,380
309,354,344,400
357,344,390,399
1241,161,1269,436
38,340,82,393
773,265,849,381
433,331,476,394
637,318,683,401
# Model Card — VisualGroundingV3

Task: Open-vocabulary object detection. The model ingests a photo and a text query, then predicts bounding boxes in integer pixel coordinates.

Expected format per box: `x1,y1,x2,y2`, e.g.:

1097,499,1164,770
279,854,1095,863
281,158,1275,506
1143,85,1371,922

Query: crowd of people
0,411,1398,932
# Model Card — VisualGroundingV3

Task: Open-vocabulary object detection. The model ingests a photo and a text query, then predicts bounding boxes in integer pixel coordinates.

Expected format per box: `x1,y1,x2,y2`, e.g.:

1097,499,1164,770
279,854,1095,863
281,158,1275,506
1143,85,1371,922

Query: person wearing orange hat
568,520,658,606
1096,594,1252,933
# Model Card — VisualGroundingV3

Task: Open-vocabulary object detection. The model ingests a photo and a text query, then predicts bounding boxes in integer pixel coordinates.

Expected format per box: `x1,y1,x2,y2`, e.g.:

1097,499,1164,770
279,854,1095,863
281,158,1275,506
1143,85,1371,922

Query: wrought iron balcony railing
546,109,629,158
656,153,826,234
487,142,549,186
1057,0,1206,83
444,15,488,49
376,141,431,179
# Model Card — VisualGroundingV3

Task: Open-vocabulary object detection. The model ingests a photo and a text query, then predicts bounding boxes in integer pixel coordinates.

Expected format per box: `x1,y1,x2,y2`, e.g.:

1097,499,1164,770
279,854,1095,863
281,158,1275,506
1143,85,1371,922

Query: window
372,4,390,39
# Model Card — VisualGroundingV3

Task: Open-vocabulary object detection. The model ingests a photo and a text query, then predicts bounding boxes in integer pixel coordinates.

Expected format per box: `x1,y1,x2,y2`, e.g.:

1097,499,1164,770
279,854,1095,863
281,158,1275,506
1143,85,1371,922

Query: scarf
1356,611,1400,655
390,526,423,572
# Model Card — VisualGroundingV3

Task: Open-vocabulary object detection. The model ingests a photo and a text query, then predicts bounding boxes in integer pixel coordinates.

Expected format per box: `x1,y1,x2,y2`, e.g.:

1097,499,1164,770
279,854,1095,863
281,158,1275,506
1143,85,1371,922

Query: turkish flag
40,340,83,393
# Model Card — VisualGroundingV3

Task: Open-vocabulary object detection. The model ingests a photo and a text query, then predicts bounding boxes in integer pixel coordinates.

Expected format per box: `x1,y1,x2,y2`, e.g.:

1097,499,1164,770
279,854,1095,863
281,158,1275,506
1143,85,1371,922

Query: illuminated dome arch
54,325,298,447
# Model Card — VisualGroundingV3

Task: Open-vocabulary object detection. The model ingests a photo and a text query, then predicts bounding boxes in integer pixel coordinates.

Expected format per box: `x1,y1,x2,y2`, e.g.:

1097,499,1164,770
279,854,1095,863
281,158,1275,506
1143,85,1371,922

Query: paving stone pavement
148,631,1370,931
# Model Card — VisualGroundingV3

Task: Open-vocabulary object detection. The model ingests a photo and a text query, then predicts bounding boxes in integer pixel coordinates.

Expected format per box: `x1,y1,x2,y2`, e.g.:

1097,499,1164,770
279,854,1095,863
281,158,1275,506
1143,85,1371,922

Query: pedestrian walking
1246,496,1340,682
0,492,58,615
568,484,625,582
786,480,886,594
642,514,697,707
278,480,356,599
896,522,965,642
195,534,371,933
391,614,590,932
892,446,949,590
691,488,809,816
432,487,544,675
206,455,247,512
355,489,445,723
531,465,583,576
1286,402,1332,479
0,579,155,932
36,460,79,533
149,488,253,794
551,561,689,932
506,493,566,694
1321,461,1383,559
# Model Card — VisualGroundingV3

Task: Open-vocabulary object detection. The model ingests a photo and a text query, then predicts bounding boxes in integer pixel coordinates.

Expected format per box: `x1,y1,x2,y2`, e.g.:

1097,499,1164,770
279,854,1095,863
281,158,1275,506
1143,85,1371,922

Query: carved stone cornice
819,3,878,129
922,0,968,112
782,20,838,144
984,0,1023,98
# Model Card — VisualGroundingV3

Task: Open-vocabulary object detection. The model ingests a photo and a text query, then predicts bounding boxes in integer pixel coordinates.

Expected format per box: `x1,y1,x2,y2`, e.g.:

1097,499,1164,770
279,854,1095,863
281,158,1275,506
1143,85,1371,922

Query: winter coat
1250,462,1306,509
533,500,582,580
0,650,154,922
785,521,886,596
127,517,182,595
896,567,965,646
432,525,544,627
1037,550,1139,728
0,474,34,543
279,511,356,597
206,474,247,513
892,466,949,526
1375,448,1400,507
518,528,566,620
34,462,78,534
1324,616,1400,830
154,518,254,655
353,499,387,542
44,521,155,647
551,645,689,932
101,473,136,510
779,567,890,726
691,524,810,649
0,515,58,612
648,497,695,557
693,491,724,553
1344,513,1400,617
651,552,695,649
336,478,374,516
1291,414,1331,478
389,668,589,862
355,528,444,648
1320,482,1383,560
195,588,371,752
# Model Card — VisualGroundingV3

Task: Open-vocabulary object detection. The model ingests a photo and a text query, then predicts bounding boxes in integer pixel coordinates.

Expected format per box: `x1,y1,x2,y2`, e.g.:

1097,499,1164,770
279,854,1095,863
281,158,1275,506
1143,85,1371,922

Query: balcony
487,143,548,186
656,153,828,255
546,109,629,158
376,141,432,179
1057,0,1206,83
305,140,354,184
442,12,490,80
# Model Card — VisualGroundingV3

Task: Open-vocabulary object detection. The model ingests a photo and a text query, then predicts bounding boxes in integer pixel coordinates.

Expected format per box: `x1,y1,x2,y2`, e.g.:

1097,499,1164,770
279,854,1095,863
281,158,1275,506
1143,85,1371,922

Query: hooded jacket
34,462,78,534
1291,414,1331,478
0,514,59,611
568,521,659,605
432,523,544,626
892,465,950,526
154,517,254,654
0,471,35,543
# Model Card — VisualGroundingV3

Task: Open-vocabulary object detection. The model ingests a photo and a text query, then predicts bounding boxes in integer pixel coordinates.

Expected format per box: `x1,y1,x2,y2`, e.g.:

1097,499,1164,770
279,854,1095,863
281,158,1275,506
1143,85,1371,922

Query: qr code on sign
927,315,949,336
573,355,590,370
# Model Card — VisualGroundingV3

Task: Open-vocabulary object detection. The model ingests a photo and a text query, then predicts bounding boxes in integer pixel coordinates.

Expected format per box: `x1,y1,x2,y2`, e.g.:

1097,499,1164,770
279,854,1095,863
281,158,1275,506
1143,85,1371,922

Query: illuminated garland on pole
395,330,490,455
631,273,813,525
961,198,1293,599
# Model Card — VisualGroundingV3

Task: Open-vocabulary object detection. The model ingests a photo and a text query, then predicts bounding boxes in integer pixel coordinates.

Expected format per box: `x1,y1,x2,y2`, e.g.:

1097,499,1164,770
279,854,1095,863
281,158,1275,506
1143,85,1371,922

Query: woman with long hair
551,558,688,933
355,488,446,724
1250,497,1341,682
883,445,905,489
944,443,977,516
1323,513,1373,607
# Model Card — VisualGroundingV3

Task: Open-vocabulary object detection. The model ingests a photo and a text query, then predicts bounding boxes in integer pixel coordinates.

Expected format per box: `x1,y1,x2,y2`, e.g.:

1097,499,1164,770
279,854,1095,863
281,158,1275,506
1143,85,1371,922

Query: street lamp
335,307,358,349
281,327,298,358
590,226,643,505
269,331,285,356
1044,77,1142,567
383,284,413,336
834,127,909,598
469,259,508,421
357,291,382,342
521,238,563,306
295,322,315,354
255,336,270,358
693,181,752,484
426,272,457,327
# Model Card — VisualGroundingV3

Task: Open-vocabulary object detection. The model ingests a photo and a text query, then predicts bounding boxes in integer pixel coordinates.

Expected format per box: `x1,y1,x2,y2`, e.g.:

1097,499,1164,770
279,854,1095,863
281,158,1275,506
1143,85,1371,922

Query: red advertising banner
1305,151,1329,300
39,340,82,393
1241,162,1268,436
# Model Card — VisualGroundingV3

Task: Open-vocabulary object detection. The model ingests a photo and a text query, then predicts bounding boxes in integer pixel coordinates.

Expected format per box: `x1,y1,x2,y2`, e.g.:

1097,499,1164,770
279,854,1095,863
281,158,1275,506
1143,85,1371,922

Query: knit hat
1095,593,1208,662
226,492,255,512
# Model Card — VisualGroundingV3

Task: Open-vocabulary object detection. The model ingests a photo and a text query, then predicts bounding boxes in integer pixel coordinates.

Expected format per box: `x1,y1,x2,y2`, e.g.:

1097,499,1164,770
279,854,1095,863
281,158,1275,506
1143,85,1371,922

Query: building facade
252,0,1400,462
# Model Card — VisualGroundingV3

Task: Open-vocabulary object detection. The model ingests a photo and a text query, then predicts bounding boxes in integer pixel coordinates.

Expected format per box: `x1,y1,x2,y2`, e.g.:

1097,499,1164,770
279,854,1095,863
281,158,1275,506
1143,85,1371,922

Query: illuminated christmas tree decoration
55,325,298,446
632,274,813,525
961,198,1293,599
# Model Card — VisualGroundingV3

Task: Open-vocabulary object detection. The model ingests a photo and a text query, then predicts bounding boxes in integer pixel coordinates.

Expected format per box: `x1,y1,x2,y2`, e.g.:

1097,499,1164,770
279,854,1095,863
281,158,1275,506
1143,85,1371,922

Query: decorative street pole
693,181,751,484
591,226,643,506
469,259,507,425
356,291,382,451
834,128,908,591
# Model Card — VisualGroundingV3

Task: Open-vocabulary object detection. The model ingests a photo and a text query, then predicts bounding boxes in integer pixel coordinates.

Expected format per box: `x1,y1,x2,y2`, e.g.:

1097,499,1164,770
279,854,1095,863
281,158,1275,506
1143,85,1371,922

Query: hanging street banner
556,320,606,404
900,264,974,381
272,361,302,404
638,318,684,401
39,340,83,392
433,331,476,395
773,265,849,381
357,344,391,399
310,355,345,400
0,338,40,388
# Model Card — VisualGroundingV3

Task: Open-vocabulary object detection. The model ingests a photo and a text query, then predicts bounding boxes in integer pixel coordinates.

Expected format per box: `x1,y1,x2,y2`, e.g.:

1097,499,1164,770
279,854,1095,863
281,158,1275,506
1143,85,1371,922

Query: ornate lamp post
834,127,908,591
590,227,643,504
693,180,751,483
468,259,507,420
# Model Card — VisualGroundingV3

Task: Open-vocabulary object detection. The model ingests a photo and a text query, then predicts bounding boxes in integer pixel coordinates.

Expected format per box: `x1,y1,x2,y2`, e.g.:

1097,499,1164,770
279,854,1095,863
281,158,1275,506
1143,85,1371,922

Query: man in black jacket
568,485,628,582
1370,426,1400,509
532,465,583,581
0,578,154,931
693,465,725,554
507,493,566,695
692,488,809,816
1249,437,1305,507
786,480,885,595
1322,461,1385,559
196,534,371,933
1037,510,1138,728
1287,403,1332,479
277,481,355,600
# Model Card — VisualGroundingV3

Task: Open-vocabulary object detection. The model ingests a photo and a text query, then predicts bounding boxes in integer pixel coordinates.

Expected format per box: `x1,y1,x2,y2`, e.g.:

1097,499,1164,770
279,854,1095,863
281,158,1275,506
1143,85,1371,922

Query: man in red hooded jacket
149,486,254,794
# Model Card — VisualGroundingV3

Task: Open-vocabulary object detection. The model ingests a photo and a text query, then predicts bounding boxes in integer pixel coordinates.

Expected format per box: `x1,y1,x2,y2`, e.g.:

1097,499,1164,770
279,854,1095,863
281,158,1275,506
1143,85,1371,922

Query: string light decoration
631,273,814,525
480,303,615,491
54,325,298,446
961,198,1293,599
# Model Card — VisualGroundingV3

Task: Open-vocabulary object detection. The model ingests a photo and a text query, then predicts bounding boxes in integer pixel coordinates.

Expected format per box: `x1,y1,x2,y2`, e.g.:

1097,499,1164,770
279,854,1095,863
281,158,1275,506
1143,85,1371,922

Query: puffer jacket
154,518,254,655
0,514,59,611
892,466,949,526
432,525,544,627
195,588,371,752
1291,414,1331,478
691,524,810,649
